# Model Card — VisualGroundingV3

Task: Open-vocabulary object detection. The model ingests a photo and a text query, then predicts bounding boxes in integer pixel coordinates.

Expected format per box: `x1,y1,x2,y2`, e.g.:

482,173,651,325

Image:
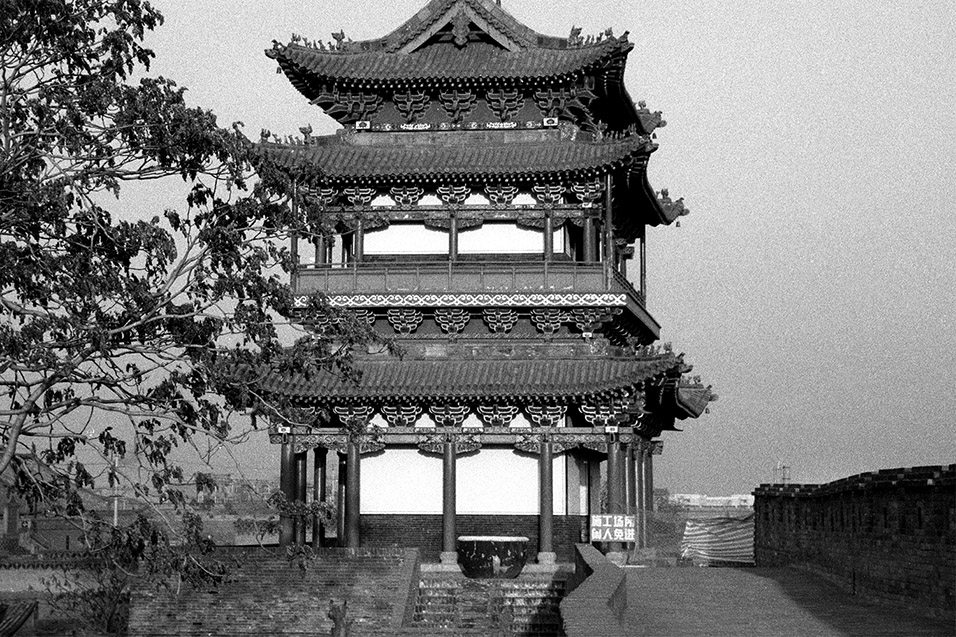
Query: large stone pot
457,536,529,579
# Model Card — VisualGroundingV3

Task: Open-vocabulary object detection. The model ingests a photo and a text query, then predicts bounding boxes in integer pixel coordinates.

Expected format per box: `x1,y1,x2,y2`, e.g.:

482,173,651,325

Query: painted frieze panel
417,431,481,455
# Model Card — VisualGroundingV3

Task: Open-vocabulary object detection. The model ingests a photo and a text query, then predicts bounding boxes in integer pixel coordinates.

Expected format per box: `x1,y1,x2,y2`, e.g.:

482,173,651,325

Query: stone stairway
128,547,417,636
412,574,566,636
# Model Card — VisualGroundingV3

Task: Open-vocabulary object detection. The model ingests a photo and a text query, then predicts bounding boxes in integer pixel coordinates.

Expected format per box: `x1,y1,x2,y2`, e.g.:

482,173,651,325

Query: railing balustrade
295,260,645,307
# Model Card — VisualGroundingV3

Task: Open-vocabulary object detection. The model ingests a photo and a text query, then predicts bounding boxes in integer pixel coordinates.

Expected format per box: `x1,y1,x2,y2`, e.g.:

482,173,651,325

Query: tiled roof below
246,356,679,404
258,134,652,182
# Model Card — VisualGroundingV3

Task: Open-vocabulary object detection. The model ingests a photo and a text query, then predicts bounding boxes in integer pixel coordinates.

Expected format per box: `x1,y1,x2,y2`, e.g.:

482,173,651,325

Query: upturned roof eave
240,355,682,405
255,134,655,184
269,42,630,96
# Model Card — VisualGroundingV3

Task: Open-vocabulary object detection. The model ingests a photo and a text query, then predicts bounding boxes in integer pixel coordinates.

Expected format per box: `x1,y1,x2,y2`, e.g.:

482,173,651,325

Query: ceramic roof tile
246,356,679,403
258,134,653,182
273,39,630,86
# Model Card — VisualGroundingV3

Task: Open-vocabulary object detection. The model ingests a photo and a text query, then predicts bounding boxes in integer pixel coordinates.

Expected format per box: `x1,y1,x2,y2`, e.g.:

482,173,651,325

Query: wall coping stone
561,544,628,637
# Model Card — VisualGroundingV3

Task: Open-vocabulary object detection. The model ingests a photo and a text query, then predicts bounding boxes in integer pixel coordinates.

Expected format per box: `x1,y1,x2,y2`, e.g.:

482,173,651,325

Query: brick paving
623,567,953,637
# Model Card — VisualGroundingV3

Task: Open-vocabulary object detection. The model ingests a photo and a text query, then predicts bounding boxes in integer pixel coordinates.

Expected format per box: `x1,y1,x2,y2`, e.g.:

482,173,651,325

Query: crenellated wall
753,465,955,620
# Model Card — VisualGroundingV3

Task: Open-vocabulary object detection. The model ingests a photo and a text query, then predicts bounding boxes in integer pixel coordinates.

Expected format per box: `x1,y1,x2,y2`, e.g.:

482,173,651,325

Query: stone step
412,575,566,636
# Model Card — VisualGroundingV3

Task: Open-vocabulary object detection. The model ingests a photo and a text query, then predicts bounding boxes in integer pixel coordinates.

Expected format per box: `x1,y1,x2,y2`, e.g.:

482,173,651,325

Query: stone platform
622,567,953,636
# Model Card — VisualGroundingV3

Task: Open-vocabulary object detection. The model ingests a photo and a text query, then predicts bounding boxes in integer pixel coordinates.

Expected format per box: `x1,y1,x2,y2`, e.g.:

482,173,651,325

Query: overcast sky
131,0,955,494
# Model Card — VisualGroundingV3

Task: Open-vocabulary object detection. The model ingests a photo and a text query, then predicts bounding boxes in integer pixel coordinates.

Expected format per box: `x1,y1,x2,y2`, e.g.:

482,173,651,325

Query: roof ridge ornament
657,189,690,225
451,10,471,47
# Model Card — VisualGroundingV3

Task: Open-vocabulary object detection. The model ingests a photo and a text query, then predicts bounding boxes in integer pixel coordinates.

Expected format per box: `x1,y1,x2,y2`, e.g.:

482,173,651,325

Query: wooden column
639,232,647,301
448,214,458,261
625,442,637,514
279,441,295,547
346,440,361,548
294,452,308,545
538,440,555,563
315,235,328,266
440,436,457,564
543,213,553,261
583,217,596,262
606,438,624,553
603,174,614,269
312,447,327,548
354,219,364,263
636,443,646,549
336,452,347,546
645,449,655,513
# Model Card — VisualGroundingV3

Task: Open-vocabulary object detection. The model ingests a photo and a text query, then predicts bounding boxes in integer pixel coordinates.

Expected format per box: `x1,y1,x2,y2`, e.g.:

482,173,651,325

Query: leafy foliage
44,512,223,635
0,1,381,523
233,490,335,545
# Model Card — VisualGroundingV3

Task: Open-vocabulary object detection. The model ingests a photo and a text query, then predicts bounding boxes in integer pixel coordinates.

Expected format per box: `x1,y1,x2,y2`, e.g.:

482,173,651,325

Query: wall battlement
753,464,955,620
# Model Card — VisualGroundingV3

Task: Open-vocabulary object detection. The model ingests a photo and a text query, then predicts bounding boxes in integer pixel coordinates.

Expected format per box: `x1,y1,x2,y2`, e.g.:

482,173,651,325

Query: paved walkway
623,567,953,637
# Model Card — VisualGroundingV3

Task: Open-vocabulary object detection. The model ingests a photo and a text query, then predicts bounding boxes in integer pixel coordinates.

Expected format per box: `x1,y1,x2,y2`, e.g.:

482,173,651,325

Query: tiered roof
260,131,651,182
243,356,676,404
271,39,631,87
267,0,647,131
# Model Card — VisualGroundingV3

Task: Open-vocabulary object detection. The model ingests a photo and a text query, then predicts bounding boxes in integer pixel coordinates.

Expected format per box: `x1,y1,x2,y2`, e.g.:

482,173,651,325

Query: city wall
753,464,954,620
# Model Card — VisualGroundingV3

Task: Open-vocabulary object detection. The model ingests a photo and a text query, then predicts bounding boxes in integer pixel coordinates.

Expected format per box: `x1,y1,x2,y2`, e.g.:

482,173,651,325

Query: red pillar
312,447,327,548
583,218,596,262
336,452,347,546
538,440,555,563
294,451,308,545
625,442,637,551
279,441,295,547
440,437,457,565
606,438,625,554
345,441,361,549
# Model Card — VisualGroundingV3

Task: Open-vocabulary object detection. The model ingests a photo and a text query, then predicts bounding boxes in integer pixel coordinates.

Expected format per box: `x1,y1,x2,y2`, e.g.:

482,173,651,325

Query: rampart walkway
624,567,953,636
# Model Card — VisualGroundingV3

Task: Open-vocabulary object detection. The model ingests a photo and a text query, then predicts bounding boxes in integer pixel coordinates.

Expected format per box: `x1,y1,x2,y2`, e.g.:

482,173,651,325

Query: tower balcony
294,260,659,340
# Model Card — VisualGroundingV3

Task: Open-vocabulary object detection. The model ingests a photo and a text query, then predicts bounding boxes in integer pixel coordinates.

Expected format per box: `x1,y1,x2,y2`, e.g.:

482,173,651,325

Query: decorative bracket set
272,396,668,455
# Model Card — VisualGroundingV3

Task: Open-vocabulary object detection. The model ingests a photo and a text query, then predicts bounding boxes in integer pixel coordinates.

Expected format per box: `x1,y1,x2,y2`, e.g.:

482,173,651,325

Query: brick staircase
128,547,418,636
411,573,566,636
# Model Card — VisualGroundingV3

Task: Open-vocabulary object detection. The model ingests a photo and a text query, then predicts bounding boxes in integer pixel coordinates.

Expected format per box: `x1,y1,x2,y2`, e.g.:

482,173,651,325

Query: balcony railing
295,260,646,306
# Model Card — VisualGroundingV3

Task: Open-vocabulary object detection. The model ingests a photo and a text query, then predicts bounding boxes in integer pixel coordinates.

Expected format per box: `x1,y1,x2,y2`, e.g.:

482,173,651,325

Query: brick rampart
360,514,587,562
128,547,418,636
753,464,955,620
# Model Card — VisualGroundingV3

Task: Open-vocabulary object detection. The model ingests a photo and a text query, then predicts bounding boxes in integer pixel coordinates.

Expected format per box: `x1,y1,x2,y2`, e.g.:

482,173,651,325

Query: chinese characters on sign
590,514,636,542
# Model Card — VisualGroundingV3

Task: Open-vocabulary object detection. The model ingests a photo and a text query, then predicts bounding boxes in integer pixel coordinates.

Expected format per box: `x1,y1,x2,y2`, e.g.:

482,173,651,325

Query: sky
127,0,955,495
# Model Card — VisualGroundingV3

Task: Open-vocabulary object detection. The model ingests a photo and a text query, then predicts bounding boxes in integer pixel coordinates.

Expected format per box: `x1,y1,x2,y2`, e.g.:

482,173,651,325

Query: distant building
671,493,754,520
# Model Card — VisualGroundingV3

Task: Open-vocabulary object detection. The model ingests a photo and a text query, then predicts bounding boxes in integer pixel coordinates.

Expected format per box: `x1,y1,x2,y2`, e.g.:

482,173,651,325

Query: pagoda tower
255,0,714,563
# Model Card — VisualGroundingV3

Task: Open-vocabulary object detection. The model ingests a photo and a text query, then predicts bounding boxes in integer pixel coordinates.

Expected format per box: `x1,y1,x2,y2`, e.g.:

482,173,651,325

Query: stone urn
457,536,528,579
